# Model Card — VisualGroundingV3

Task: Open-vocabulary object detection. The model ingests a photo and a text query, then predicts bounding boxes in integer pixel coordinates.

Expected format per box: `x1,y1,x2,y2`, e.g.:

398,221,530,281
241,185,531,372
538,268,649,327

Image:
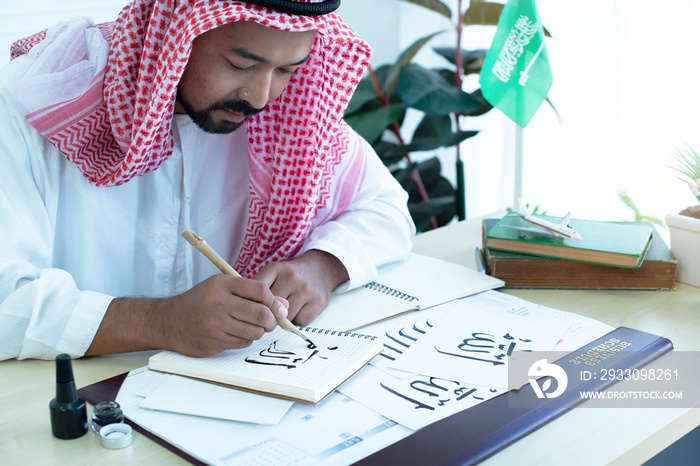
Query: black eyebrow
232,48,310,67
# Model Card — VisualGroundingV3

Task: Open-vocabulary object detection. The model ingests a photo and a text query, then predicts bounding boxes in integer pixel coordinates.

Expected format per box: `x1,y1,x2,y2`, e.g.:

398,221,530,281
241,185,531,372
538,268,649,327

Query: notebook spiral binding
298,326,379,340
364,281,419,302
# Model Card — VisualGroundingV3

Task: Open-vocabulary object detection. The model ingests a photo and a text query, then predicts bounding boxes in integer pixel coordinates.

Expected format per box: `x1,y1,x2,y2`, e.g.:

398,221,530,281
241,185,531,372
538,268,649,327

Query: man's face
175,21,317,134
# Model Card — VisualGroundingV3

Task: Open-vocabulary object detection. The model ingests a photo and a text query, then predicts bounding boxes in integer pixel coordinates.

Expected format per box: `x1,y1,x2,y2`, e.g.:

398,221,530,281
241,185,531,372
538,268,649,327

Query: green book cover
482,219,677,289
485,214,653,268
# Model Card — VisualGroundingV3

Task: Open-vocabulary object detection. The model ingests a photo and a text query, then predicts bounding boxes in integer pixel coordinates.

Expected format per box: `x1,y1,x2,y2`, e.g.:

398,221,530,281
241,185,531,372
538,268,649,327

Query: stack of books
482,215,677,290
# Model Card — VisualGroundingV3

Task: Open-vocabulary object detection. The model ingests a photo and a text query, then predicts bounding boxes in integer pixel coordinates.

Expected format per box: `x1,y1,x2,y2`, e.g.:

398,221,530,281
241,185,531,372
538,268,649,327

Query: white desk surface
2,214,698,465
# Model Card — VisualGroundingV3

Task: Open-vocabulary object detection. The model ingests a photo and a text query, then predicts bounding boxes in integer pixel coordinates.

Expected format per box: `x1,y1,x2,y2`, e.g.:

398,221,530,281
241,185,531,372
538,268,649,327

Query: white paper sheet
389,291,601,389
374,253,504,309
338,365,503,431
138,374,294,425
116,367,411,466
358,300,457,377
311,253,504,331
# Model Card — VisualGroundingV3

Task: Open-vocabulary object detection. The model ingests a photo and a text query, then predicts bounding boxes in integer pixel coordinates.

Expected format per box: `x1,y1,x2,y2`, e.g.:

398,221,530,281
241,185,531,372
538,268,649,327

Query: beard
176,92,265,134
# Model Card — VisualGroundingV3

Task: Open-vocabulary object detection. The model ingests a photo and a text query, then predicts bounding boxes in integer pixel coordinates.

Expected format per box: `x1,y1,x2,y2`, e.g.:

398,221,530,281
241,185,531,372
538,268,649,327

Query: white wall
338,0,401,67
522,0,700,225
0,1,126,65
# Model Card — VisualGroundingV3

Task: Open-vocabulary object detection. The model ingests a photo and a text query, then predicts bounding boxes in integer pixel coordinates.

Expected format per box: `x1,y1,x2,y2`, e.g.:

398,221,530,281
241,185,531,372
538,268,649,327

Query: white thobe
0,60,415,360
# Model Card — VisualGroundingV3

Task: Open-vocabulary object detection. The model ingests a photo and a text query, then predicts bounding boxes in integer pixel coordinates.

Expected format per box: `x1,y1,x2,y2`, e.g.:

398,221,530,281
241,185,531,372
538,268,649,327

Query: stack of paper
338,291,613,430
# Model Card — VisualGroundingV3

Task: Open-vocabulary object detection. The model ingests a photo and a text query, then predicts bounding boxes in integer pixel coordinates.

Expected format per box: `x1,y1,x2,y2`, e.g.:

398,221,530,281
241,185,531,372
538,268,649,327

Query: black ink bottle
91,401,124,433
49,354,88,439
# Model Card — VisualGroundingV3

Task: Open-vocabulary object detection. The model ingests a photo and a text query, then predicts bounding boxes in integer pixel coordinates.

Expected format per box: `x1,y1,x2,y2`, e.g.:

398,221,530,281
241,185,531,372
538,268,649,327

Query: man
0,0,414,360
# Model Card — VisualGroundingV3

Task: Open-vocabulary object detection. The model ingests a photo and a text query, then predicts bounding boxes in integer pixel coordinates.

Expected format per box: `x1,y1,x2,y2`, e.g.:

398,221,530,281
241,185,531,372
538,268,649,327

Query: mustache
209,99,265,117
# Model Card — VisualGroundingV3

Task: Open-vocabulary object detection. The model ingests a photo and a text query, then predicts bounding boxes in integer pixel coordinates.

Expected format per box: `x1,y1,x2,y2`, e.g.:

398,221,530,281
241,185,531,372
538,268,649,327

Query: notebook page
377,253,504,309
311,253,503,332
310,282,420,331
149,326,382,402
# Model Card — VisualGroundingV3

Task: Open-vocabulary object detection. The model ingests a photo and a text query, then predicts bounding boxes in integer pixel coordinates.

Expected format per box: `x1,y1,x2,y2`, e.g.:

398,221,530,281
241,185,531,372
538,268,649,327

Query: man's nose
237,74,271,110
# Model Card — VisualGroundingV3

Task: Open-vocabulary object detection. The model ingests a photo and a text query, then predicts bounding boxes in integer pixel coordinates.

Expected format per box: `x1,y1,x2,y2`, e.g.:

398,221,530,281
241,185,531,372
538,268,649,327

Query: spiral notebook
311,281,421,332
148,325,383,404
311,253,505,332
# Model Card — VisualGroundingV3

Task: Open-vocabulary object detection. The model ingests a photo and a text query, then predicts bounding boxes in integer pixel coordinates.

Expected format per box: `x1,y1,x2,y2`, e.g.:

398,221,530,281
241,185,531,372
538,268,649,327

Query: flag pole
514,121,524,206
478,0,552,210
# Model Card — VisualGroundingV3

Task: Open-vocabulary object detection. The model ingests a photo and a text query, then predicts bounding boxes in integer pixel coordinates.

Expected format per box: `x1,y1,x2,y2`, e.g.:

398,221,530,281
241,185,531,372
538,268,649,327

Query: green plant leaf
410,114,478,151
413,114,452,145
397,32,446,68
398,0,452,19
434,68,456,85
461,88,493,117
398,157,458,231
445,130,479,146
427,177,458,226
668,144,700,182
391,163,419,193
432,47,487,75
380,116,479,158
344,86,378,116
409,196,455,232
395,138,446,155
398,64,484,115
374,141,406,166
618,192,664,225
413,156,444,192
545,96,560,122
384,31,445,95
344,103,406,144
463,2,552,36
463,1,503,26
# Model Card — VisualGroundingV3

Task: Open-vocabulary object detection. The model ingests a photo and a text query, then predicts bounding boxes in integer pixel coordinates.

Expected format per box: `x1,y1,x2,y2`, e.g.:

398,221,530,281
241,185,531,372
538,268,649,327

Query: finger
221,320,266,345
269,295,289,320
220,276,282,326
275,296,290,311
292,301,324,327
253,263,278,289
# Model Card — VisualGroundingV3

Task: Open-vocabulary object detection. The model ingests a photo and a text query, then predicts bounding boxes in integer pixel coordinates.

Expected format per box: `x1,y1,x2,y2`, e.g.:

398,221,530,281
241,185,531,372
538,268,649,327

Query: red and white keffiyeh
8,0,371,277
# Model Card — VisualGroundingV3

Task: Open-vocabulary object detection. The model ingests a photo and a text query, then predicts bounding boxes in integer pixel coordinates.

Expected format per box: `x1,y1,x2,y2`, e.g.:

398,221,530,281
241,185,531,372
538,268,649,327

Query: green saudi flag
479,0,552,127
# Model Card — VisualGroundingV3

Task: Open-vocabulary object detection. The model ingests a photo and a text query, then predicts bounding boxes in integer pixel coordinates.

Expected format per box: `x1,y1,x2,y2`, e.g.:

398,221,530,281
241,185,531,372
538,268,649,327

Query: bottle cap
55,353,75,385
49,354,88,439
100,423,133,449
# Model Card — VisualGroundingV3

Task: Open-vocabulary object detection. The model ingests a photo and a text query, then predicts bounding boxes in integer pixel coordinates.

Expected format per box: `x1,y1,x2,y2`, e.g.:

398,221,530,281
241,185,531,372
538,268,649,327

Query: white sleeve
0,87,112,361
298,129,416,291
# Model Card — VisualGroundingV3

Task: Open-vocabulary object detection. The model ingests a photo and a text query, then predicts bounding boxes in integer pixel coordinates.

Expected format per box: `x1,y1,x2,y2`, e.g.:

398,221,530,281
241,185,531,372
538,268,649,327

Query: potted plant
343,0,553,232
665,144,700,287
343,0,507,232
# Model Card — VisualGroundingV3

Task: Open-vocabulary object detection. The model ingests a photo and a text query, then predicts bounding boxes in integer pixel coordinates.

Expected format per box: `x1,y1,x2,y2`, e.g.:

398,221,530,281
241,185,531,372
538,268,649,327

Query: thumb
272,296,289,319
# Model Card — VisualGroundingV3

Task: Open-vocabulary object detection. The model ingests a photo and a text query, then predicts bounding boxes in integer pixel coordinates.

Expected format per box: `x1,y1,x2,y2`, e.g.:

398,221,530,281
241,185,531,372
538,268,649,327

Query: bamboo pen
181,228,316,348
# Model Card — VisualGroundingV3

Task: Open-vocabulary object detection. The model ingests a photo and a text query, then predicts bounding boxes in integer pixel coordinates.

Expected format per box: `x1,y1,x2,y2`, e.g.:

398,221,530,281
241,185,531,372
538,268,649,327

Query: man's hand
254,249,349,326
86,275,289,357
